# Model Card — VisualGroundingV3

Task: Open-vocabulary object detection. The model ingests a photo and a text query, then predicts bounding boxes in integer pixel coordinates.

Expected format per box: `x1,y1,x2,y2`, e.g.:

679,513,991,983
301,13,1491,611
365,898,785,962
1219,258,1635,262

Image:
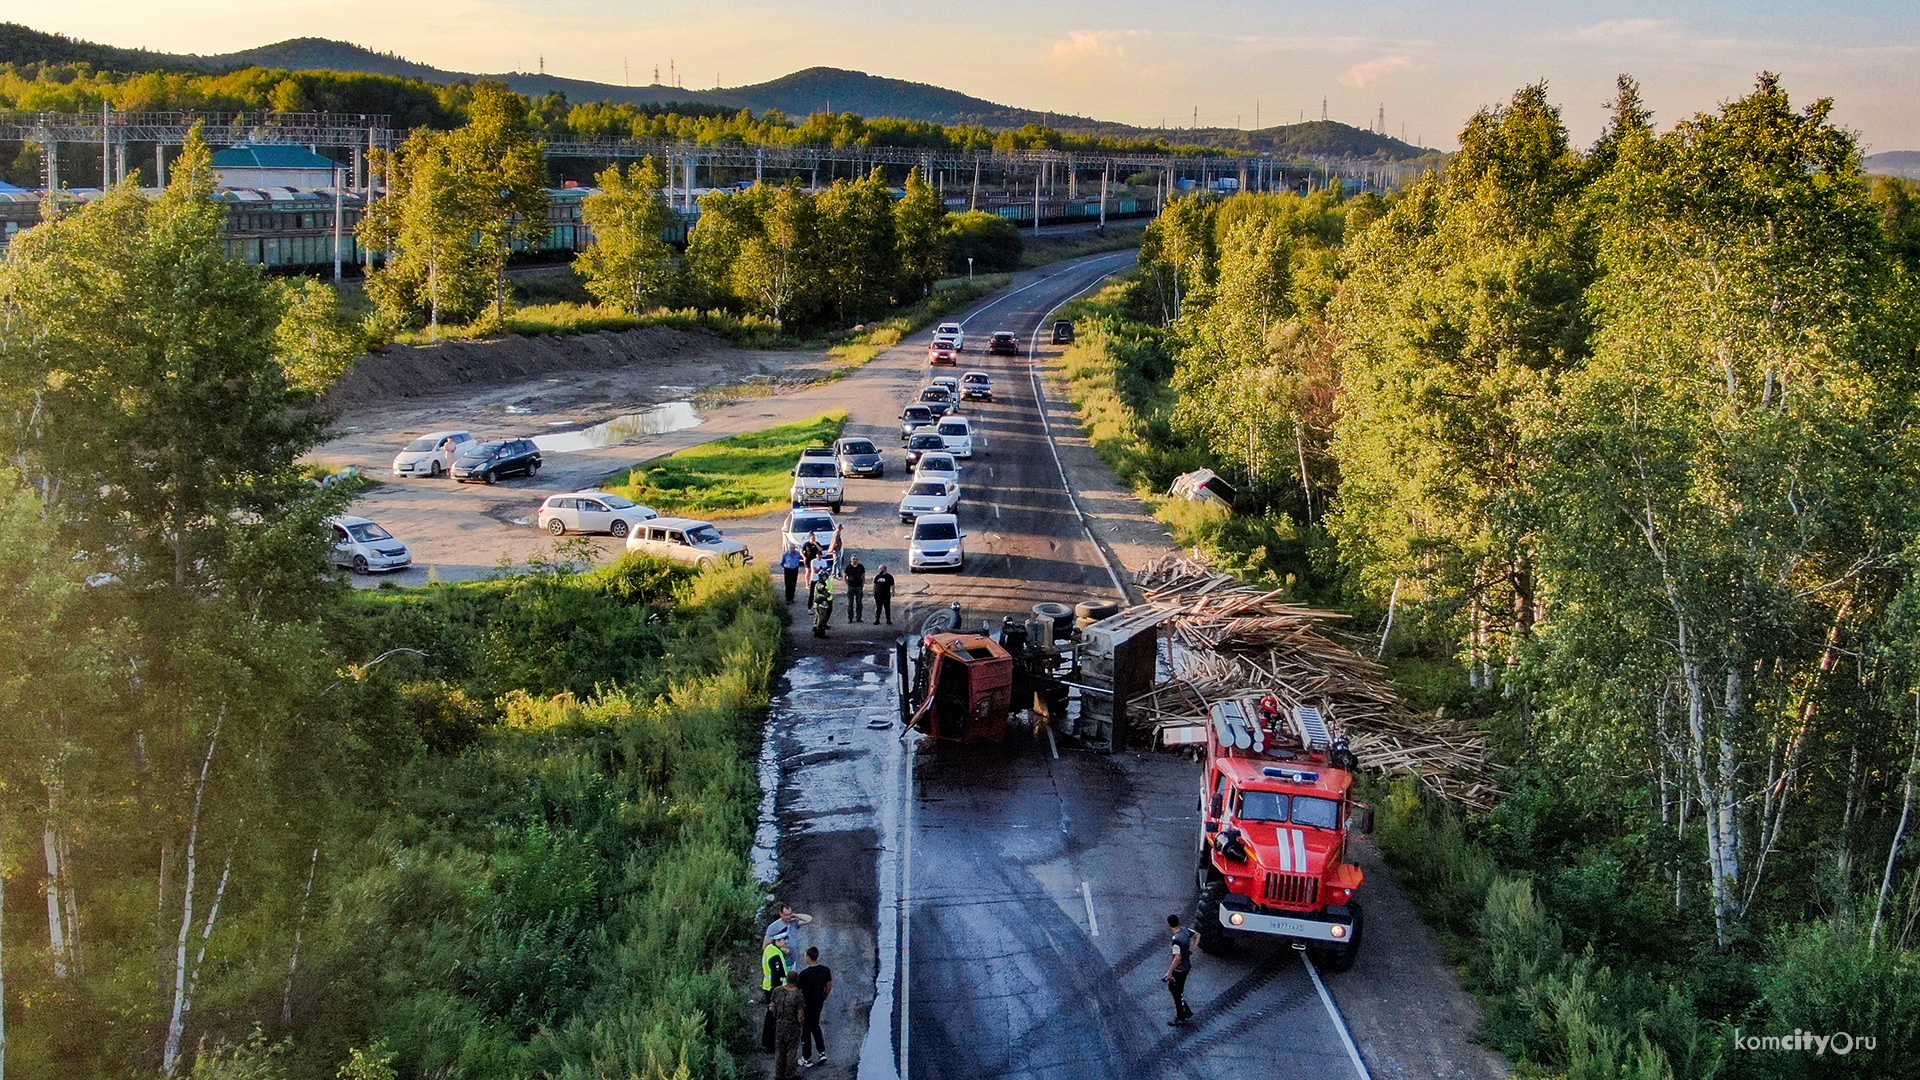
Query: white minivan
907,513,965,572
538,491,658,538
391,429,475,478
328,515,412,574
936,416,974,459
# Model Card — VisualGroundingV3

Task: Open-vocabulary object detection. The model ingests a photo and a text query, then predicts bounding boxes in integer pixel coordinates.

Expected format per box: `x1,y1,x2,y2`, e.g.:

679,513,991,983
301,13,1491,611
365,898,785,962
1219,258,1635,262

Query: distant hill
0,22,1434,160
1867,151,1920,180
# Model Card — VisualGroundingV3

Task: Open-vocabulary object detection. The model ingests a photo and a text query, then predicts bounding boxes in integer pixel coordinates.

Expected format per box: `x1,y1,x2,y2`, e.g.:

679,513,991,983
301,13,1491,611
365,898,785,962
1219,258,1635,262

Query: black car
1051,319,1075,345
899,405,935,441
836,436,885,478
988,331,1021,356
918,387,956,418
452,438,542,484
905,430,947,467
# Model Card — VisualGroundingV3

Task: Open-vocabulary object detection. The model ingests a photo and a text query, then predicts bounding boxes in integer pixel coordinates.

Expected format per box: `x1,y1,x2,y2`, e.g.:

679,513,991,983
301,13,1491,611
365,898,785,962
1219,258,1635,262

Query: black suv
452,438,542,484
988,331,1021,356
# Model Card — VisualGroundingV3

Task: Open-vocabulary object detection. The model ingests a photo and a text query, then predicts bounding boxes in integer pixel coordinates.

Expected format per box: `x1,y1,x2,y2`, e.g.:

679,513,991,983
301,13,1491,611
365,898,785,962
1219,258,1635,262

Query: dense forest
1062,74,1920,1078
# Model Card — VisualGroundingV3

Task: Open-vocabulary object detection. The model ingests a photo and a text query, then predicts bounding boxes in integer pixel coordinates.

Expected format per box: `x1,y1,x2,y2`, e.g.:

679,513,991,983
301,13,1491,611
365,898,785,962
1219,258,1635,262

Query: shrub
943,211,1022,273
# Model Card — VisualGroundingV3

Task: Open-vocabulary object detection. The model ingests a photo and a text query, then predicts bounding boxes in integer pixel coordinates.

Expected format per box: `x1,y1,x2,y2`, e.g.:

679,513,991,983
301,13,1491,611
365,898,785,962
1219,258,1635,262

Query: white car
538,491,658,538
390,429,474,478
936,416,974,459
790,456,845,511
907,513,966,572
898,479,961,522
932,322,965,351
914,452,961,488
625,517,753,567
327,515,412,574
782,508,838,550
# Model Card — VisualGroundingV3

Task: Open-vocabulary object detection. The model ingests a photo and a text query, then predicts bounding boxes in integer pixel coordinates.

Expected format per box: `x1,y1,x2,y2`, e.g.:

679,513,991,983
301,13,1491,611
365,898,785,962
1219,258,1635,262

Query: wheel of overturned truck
1193,880,1237,956
1312,900,1364,972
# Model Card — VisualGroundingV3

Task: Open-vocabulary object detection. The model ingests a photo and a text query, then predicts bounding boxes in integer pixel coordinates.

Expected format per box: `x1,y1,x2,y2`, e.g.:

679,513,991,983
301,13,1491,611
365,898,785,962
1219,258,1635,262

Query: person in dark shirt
871,565,894,625
793,946,834,1066
1163,913,1197,1024
772,970,807,1079
843,554,866,623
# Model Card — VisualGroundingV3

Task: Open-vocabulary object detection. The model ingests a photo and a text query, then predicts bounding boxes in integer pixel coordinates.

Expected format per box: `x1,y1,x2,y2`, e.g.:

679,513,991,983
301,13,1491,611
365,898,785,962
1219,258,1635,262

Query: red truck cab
1195,696,1369,970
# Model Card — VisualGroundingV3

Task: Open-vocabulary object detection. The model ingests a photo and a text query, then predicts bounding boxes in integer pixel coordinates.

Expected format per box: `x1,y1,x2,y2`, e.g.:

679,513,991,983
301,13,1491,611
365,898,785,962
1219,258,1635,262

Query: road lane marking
1046,725,1059,759
1303,952,1374,1080
1082,881,1100,937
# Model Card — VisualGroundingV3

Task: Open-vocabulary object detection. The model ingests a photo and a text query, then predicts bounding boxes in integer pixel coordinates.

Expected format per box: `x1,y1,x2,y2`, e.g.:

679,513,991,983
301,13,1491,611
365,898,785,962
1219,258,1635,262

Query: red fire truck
1194,696,1371,970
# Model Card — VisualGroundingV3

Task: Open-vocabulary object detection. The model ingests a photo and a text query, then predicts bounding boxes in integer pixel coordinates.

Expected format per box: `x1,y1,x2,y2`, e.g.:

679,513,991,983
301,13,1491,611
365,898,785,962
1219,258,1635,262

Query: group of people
759,904,834,1076
780,536,894,638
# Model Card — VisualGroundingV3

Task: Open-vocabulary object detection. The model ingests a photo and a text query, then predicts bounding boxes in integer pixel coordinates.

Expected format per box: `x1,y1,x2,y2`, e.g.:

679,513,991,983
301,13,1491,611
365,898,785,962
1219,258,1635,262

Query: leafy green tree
577,157,680,314
894,165,947,299
817,168,899,324
446,82,551,325
1138,192,1218,322
941,210,1021,273
359,131,490,328
731,185,821,324
685,184,772,308
271,278,367,395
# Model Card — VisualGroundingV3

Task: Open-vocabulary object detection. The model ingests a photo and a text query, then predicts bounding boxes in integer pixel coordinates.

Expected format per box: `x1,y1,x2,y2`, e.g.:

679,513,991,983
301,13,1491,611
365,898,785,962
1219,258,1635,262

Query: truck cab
1195,696,1369,970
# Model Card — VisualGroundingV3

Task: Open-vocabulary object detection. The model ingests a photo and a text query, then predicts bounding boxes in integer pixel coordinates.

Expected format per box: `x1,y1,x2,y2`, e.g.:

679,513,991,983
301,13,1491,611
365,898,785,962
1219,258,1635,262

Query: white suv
625,517,752,567
936,416,974,459
932,322,965,351
790,456,845,512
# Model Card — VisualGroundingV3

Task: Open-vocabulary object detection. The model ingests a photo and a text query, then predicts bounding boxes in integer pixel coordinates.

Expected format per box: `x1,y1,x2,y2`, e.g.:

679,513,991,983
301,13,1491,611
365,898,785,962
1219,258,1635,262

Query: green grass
826,274,1013,369
1020,224,1147,269
606,412,847,518
391,303,786,347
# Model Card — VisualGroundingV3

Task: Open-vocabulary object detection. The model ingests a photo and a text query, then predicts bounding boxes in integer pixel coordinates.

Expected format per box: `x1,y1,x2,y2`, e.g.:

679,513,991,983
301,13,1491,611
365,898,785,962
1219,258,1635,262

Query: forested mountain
1869,150,1920,178
0,22,1433,158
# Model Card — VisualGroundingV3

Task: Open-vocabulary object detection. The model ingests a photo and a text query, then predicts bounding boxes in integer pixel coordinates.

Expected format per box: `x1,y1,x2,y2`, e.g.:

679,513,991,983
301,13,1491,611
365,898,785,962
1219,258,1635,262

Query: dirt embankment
322,326,728,412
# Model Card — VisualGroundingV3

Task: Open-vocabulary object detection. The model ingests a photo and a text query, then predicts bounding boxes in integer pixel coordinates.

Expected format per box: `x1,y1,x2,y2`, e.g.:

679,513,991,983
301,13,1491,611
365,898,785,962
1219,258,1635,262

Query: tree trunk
1293,422,1313,520
282,847,319,1024
41,824,67,979
1374,579,1401,661
162,714,221,1077
1873,693,1920,949
2,833,8,1080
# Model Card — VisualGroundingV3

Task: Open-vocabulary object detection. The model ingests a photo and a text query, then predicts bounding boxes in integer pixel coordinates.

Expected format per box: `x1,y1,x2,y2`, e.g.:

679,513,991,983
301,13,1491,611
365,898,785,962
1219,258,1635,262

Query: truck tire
1194,881,1236,956
1314,901,1364,972
1076,600,1121,623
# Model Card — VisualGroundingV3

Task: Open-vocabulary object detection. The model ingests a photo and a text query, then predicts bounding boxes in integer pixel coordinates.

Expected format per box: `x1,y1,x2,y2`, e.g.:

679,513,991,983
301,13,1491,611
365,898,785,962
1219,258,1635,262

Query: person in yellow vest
761,929,793,1052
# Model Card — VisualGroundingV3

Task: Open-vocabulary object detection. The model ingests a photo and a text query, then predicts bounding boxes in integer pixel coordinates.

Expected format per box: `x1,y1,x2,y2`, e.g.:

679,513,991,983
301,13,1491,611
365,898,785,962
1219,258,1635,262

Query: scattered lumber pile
1132,553,1500,812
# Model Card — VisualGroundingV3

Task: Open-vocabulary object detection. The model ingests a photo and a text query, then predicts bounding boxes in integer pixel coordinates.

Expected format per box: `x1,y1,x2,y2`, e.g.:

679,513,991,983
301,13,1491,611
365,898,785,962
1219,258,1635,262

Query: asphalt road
756,252,1384,1080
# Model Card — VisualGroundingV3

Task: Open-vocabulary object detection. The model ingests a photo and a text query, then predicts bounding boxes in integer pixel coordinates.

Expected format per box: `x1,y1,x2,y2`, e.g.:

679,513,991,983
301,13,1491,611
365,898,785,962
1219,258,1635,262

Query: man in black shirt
1164,913,1197,1024
844,555,867,623
793,945,834,1066
871,565,894,625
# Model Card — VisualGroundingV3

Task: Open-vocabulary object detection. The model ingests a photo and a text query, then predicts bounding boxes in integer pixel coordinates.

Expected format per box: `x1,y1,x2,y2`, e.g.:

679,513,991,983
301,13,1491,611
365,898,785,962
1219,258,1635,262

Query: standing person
1163,913,1197,1025
811,575,834,638
761,930,793,1051
772,969,808,1079
843,554,866,624
871,565,894,625
765,903,814,945
800,536,823,586
780,545,804,603
794,946,834,1067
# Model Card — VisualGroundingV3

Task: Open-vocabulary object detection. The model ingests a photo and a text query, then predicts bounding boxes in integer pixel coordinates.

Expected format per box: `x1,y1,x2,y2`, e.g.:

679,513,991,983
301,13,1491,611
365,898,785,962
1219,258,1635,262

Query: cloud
1572,18,1681,43
1338,55,1411,88
1049,30,1133,64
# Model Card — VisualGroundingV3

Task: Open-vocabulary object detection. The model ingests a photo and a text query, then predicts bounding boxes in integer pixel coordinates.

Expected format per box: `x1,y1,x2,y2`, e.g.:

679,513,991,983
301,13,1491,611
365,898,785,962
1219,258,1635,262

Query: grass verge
605,412,848,518
1019,224,1146,269
825,274,1012,370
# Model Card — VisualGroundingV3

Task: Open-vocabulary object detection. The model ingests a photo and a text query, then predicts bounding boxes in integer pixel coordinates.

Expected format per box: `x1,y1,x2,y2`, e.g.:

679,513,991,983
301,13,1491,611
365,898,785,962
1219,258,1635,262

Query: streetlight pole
967,257,974,281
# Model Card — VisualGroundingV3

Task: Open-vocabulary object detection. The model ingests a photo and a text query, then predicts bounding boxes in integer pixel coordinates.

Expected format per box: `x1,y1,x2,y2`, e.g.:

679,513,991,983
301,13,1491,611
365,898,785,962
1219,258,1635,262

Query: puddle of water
532,401,701,453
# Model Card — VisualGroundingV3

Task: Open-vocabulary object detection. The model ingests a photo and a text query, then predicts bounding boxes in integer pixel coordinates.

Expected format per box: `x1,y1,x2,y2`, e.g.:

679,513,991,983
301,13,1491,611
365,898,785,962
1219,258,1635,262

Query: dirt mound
323,326,719,411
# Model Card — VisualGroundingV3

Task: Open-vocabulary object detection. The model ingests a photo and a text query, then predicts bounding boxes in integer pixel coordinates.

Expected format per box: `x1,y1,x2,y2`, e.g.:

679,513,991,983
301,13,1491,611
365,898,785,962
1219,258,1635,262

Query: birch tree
577,157,679,314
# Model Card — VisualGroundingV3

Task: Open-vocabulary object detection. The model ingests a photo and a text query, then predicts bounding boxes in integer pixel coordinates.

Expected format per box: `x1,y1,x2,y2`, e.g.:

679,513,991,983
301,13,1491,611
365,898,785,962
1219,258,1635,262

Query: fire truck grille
1263,872,1319,908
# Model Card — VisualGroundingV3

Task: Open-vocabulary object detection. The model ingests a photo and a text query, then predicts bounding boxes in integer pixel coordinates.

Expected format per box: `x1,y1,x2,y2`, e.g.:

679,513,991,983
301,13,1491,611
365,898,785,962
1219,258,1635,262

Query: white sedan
898,478,961,522
781,508,839,551
913,452,961,488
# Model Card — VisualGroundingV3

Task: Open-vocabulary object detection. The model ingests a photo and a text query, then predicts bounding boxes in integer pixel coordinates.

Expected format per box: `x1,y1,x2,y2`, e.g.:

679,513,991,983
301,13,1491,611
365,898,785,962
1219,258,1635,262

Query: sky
7,1,1918,151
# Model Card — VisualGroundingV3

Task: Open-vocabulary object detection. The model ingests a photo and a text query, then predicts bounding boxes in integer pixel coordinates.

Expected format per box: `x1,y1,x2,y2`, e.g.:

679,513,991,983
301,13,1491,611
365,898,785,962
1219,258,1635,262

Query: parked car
898,478,961,522
625,517,752,566
538,491,658,537
906,513,966,572
918,386,956,418
914,452,961,488
1052,319,1076,345
452,438,542,484
328,515,412,574
391,429,474,478
899,405,936,441
936,416,975,459
836,436,885,478
790,456,845,511
781,509,838,550
928,343,959,366
988,331,1021,356
932,322,966,351
905,429,947,467
960,371,993,401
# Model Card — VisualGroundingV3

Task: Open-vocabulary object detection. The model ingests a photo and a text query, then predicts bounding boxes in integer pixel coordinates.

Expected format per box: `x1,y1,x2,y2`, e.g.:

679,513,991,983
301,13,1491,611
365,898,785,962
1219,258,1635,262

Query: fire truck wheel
1314,900,1364,972
1194,881,1236,955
